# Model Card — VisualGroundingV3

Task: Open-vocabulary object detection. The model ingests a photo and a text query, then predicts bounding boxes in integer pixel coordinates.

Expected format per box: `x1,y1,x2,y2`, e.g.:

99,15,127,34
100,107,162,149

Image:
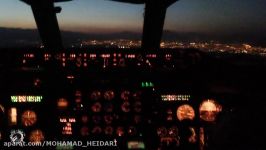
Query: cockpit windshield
1,0,265,51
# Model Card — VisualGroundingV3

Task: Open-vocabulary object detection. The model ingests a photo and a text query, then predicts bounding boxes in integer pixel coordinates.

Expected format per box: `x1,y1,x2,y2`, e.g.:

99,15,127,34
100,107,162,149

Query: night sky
0,0,266,38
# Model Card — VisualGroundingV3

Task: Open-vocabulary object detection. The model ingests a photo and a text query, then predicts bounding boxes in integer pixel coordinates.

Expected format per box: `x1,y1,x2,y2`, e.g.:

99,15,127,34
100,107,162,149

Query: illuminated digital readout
11,96,43,103
60,118,76,123
59,117,76,135
161,95,190,101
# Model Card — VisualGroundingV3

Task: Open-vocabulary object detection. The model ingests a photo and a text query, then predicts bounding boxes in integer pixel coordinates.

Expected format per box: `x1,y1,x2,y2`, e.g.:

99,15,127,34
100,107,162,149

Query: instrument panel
0,48,227,150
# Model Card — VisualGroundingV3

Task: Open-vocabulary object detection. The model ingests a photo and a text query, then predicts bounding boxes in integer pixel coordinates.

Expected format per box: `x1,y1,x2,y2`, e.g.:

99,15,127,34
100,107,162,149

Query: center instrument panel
0,48,225,149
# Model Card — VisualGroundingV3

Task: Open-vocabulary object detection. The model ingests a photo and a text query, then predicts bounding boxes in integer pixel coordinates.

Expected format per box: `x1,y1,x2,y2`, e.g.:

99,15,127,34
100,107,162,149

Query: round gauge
121,102,130,112
21,110,37,127
134,115,141,124
92,126,102,134
121,91,130,101
116,127,125,137
57,98,68,109
92,115,101,124
91,102,102,113
80,126,89,136
157,127,167,137
199,100,221,122
81,115,88,123
104,103,113,112
128,126,137,136
104,90,115,100
29,130,44,142
176,104,195,121
90,91,101,100
104,115,113,124
133,101,142,112
104,126,114,135
113,114,119,120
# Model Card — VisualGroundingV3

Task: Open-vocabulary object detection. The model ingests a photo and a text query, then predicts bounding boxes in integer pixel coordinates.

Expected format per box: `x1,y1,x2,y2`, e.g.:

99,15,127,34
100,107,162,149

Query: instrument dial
121,91,130,101
128,126,137,136
176,104,195,121
133,101,142,112
169,126,178,137
91,102,102,113
116,127,125,137
104,103,114,112
90,91,101,100
80,126,89,136
104,90,115,100
199,99,221,122
104,115,113,124
29,130,44,142
81,115,88,123
121,102,130,112
21,110,37,127
104,126,114,135
92,126,102,134
157,127,167,137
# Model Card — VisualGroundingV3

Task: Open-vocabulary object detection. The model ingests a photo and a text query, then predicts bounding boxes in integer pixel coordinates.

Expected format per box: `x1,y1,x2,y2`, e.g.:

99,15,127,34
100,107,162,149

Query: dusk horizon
1,0,266,34
1,26,266,48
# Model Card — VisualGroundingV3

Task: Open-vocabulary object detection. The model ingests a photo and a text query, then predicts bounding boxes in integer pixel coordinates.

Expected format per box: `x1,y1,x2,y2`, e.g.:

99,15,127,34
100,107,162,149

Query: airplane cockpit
0,0,266,150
